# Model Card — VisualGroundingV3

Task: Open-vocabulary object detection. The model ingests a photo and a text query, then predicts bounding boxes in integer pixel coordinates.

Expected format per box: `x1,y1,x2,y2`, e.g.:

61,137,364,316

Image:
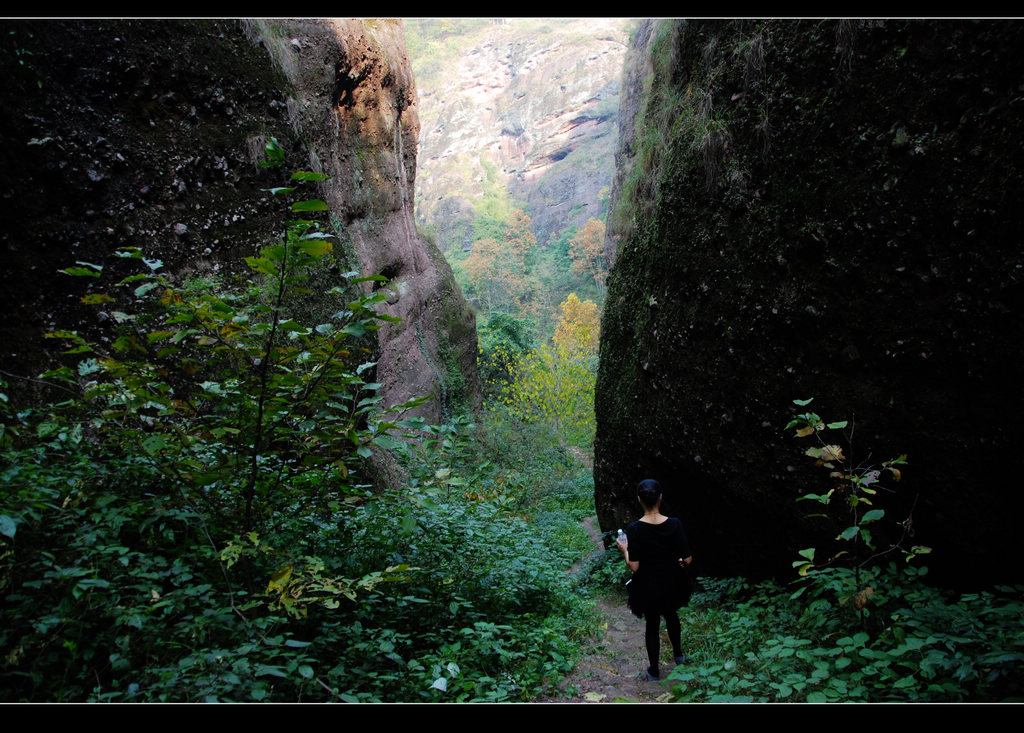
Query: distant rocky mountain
406,18,634,251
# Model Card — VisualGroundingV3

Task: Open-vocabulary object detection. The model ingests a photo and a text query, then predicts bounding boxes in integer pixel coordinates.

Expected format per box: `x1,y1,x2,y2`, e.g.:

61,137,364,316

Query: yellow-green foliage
495,294,599,448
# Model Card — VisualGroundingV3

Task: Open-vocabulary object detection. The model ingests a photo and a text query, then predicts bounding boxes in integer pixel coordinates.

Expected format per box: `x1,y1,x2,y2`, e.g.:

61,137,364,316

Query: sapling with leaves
45,138,422,596
786,398,930,623
0,138,452,700
55,192,390,531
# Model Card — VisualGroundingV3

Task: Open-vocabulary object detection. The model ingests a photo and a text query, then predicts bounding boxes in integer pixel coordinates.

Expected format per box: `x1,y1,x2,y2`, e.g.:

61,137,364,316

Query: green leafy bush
667,566,1024,703
785,398,929,623
658,399,1023,703
0,150,597,702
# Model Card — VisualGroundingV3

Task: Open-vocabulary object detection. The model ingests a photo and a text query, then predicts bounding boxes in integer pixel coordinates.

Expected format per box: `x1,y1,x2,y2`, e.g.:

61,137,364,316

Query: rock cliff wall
409,19,632,251
595,19,1024,587
0,19,479,424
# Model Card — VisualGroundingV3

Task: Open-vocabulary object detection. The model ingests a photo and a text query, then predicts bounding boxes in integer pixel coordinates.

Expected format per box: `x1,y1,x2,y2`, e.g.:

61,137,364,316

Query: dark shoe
673,654,687,665
643,667,661,681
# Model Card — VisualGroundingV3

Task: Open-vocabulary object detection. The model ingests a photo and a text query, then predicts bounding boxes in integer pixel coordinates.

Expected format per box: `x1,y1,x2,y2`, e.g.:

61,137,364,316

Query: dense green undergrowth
0,411,597,702
664,569,1024,703
0,152,599,702
584,548,1024,703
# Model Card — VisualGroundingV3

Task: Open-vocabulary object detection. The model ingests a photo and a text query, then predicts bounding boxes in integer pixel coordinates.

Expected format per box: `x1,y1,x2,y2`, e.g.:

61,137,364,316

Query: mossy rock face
596,19,1024,587
0,20,296,392
0,19,480,423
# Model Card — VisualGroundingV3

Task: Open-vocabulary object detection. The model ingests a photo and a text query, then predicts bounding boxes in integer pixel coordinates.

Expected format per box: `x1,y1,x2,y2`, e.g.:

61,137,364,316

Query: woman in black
615,478,693,681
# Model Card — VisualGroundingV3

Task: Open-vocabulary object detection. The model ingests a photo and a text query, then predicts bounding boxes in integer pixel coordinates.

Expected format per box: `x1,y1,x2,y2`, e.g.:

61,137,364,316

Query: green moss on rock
596,19,1024,587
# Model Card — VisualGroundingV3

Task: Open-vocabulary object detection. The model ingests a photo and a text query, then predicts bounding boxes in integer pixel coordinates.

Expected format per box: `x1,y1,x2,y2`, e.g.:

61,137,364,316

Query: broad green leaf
267,566,292,593
979,651,1024,664
245,256,277,275
60,265,102,277
291,199,328,212
793,398,814,406
295,240,333,256
37,421,60,438
372,434,400,450
262,244,287,261
290,171,331,181
255,665,288,679
860,509,885,524
134,281,160,297
260,136,285,168
342,322,367,337
0,514,17,539
141,435,168,456
76,578,111,590
838,525,859,541
117,273,155,284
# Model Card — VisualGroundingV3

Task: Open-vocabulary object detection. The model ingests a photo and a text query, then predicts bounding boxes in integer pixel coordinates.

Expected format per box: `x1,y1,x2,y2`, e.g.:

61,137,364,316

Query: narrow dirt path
537,517,680,703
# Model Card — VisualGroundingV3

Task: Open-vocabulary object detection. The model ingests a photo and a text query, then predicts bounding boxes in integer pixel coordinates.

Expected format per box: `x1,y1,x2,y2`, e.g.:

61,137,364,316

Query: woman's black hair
636,478,662,509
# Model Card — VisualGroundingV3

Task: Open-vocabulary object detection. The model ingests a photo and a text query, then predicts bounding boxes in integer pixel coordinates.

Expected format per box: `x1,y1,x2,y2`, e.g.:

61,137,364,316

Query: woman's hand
618,537,639,572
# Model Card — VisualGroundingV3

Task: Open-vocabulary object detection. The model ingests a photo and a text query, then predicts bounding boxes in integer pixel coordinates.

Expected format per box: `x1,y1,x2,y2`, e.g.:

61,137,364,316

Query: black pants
645,605,682,676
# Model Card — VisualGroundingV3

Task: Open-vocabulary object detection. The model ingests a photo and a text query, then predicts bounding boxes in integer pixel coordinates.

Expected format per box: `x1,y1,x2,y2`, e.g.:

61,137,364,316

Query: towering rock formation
596,19,1024,587
0,19,479,423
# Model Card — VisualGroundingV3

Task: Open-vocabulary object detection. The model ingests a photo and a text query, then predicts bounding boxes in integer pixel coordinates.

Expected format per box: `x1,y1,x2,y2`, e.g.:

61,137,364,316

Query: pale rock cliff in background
408,18,634,251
